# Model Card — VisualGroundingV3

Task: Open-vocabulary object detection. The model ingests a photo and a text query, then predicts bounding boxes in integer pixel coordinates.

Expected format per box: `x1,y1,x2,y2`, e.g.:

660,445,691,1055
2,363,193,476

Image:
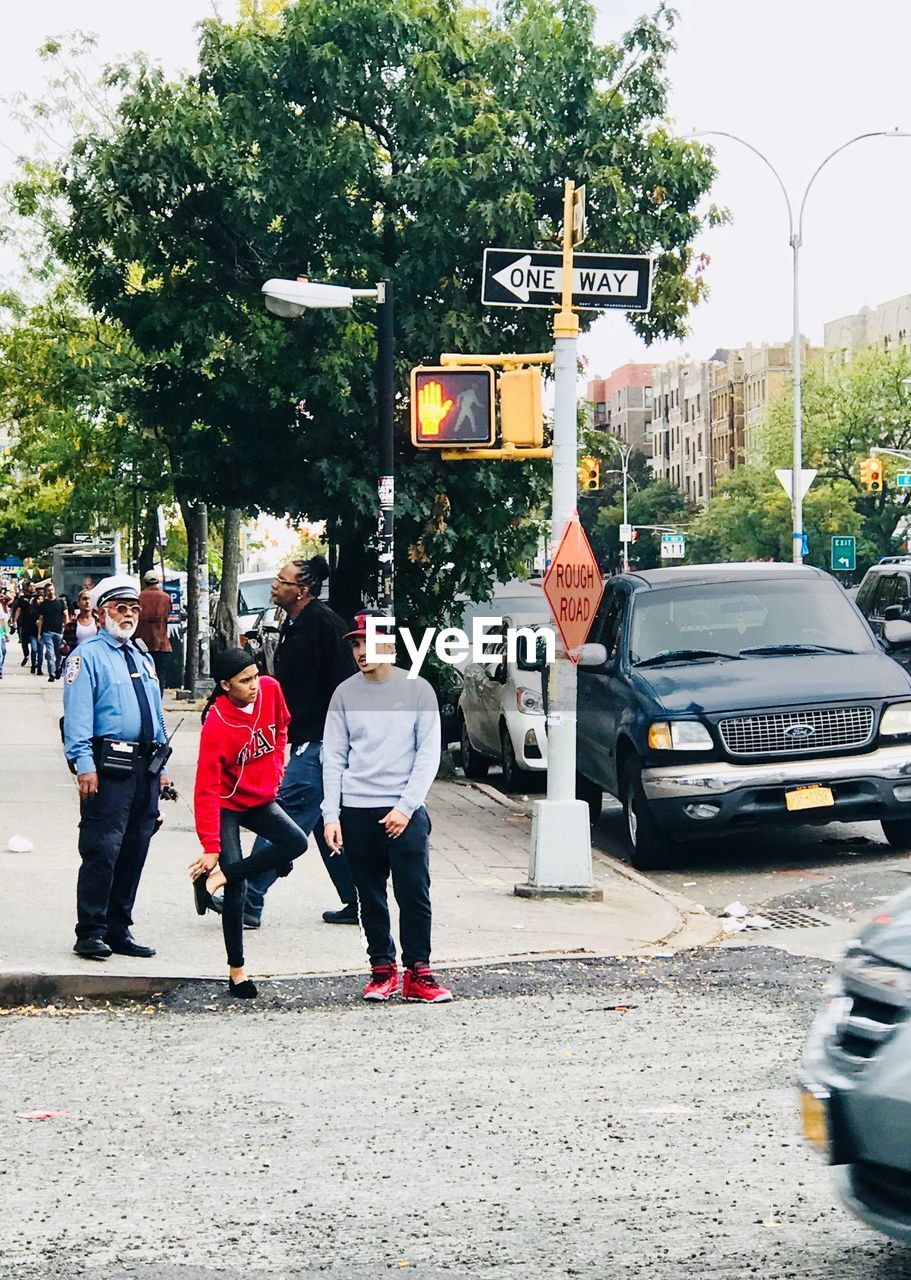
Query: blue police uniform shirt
63,629,168,776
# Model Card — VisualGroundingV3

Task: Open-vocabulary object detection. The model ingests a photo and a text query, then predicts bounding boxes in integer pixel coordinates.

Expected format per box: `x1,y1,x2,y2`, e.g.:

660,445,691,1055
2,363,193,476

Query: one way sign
482,247,653,312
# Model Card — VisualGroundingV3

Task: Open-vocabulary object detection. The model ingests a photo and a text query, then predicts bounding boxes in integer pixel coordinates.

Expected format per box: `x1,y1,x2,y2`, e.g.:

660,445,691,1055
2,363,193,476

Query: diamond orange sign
542,516,604,660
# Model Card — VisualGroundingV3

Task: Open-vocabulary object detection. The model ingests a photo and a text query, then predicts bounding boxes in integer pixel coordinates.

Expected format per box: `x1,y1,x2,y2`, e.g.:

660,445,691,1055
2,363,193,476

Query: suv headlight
880,703,911,737
648,720,713,751
516,687,543,715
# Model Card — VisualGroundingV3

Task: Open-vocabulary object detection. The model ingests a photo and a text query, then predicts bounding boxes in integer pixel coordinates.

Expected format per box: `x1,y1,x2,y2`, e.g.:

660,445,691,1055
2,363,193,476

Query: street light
689,129,910,562
261,276,396,610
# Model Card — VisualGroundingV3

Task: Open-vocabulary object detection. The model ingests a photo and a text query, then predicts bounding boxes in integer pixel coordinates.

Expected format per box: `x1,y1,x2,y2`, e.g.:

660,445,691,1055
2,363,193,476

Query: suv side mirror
485,660,506,682
516,633,551,672
884,605,903,621
578,642,609,668
884,618,911,647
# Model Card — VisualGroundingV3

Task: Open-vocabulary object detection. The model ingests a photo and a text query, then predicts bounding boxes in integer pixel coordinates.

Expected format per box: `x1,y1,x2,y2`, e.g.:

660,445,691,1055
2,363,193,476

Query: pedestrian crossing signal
411,367,495,448
578,456,600,491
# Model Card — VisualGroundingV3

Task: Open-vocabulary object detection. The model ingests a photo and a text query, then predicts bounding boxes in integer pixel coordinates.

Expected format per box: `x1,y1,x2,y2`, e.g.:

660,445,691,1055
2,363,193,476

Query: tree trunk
213,506,242,653
138,504,158,580
180,498,200,690
328,523,372,623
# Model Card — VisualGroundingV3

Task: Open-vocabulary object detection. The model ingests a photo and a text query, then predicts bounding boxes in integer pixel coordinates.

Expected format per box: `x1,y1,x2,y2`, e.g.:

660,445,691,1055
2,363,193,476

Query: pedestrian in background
27,586,45,675
135,569,173,688
63,574,173,961
0,597,8,679
322,610,451,1004
224,555,358,929
189,648,309,999
62,588,99,657
10,581,33,667
38,581,69,682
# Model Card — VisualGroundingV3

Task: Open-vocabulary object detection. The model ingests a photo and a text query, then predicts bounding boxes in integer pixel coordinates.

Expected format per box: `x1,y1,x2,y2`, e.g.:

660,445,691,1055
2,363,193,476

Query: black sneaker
73,937,112,961
322,904,359,925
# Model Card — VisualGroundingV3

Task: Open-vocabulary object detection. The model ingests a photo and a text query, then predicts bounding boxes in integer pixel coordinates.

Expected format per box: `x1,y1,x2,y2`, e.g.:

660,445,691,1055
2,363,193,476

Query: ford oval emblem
785,724,816,740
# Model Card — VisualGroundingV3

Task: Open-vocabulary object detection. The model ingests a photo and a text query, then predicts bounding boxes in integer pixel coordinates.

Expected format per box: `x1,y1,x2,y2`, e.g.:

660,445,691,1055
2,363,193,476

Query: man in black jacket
241,556,358,926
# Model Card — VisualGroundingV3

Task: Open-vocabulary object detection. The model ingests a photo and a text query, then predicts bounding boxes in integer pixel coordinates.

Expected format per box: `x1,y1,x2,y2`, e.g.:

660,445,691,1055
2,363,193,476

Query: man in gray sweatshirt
322,610,451,1003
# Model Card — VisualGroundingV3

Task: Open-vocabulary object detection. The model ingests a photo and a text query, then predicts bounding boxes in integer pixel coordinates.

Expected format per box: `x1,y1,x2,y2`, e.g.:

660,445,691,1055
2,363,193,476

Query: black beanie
212,646,256,684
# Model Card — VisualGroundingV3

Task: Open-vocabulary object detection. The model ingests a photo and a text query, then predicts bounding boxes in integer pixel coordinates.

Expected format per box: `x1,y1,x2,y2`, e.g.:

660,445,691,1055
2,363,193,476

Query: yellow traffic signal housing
500,367,544,449
411,366,495,448
578,455,600,491
860,456,883,492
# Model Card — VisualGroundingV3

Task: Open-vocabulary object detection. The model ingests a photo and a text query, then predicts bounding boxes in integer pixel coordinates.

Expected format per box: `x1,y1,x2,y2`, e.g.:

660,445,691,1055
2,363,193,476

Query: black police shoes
106,932,157,958
73,937,112,961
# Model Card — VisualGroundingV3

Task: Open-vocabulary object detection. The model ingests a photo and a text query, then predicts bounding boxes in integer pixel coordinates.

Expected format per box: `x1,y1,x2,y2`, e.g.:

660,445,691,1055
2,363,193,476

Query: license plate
799,1089,831,1156
786,785,834,812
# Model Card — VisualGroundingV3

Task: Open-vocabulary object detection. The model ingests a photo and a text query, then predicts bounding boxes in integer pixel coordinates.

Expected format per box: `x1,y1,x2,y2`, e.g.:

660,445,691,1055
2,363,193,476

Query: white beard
103,615,137,641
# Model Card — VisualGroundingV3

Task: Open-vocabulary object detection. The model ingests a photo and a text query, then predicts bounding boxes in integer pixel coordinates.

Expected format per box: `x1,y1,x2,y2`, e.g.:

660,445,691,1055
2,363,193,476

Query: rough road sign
482,248,653,312
542,517,604,660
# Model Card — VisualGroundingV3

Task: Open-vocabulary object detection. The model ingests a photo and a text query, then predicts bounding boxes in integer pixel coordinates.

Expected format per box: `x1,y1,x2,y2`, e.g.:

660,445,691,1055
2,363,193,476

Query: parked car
573,562,911,869
458,612,549,788
237,571,278,635
800,889,911,1242
855,557,911,671
241,605,284,675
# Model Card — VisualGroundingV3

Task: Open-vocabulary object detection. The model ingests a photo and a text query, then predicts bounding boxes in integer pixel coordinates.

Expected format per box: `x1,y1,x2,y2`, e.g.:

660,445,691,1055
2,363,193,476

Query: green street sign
831,535,856,572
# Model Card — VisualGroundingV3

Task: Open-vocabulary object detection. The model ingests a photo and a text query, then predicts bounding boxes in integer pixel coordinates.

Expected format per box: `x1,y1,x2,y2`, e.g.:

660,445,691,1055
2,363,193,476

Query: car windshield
629,578,875,666
237,577,273,614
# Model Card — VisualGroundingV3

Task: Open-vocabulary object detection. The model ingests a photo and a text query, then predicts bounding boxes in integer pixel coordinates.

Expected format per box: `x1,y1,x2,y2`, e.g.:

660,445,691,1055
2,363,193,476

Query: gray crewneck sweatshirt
321,666,441,821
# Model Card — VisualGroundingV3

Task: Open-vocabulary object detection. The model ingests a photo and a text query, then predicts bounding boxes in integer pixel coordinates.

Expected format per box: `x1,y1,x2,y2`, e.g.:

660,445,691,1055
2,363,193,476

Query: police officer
63,574,172,960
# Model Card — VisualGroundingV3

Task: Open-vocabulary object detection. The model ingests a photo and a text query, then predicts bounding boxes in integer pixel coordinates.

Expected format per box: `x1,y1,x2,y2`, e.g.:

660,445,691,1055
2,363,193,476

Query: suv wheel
500,725,529,792
882,817,911,849
460,716,489,780
622,759,677,871
576,774,603,824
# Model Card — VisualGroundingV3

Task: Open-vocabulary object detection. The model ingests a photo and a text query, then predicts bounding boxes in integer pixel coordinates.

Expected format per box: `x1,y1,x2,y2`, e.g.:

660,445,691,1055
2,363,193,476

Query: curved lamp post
690,129,909,562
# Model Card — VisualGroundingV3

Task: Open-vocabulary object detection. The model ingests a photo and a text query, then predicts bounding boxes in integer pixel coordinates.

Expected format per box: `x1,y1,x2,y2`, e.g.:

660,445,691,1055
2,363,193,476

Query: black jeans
76,766,160,941
217,803,309,968
341,805,432,970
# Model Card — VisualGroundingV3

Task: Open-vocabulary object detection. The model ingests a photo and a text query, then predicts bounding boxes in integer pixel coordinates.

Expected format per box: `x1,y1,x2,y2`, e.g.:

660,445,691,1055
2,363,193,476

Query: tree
585,478,689,572
17,0,719,629
686,467,867,570
761,346,911,564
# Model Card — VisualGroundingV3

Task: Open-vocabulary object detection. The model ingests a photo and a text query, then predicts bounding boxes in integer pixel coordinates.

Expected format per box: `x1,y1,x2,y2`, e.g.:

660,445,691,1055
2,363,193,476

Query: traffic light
578,455,600,491
860,455,883,492
500,367,544,449
411,366,495,448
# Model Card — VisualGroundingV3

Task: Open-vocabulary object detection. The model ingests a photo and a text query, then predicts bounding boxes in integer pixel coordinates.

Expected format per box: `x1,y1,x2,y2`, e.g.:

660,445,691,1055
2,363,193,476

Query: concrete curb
0,944,702,1007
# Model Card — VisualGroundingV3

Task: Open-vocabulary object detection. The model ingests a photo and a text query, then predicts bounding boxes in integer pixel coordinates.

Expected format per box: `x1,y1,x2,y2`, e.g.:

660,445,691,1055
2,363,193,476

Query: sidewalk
0,660,716,991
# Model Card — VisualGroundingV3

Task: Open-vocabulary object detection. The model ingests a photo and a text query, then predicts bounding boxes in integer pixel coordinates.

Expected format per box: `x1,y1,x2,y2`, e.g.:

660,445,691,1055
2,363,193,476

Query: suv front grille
718,706,875,757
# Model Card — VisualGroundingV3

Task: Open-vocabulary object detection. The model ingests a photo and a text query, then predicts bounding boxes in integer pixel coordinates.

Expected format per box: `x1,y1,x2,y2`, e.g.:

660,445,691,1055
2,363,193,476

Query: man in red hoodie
190,647,309,998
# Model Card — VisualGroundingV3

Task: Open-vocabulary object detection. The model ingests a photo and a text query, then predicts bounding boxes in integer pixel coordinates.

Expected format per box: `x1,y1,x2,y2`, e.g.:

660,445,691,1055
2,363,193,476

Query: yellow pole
553,179,579,342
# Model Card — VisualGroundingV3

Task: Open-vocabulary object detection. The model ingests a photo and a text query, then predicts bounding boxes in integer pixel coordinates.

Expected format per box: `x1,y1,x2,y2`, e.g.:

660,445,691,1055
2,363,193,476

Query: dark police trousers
341,805,432,970
76,764,160,941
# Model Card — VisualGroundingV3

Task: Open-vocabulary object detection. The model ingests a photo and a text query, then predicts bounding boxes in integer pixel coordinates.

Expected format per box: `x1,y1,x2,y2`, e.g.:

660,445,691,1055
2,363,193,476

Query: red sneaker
363,964,399,1002
402,966,453,1003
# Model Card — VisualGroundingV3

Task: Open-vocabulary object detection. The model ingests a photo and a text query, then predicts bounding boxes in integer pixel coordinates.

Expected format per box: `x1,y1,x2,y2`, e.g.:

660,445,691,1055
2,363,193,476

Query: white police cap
90,574,141,611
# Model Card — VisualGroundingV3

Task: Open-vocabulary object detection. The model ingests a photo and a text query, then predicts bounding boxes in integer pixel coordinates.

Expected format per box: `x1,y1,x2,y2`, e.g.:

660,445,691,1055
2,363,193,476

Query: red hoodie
194,675,290,855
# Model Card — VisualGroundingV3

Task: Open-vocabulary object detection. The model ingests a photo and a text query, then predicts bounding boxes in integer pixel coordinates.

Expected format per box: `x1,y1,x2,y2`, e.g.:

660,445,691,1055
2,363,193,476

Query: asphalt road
492,766,911,960
5,950,911,1280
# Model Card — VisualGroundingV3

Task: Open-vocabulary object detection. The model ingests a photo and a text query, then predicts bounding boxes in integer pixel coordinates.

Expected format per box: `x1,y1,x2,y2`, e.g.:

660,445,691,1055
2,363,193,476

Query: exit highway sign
830,535,856,571
481,248,653,312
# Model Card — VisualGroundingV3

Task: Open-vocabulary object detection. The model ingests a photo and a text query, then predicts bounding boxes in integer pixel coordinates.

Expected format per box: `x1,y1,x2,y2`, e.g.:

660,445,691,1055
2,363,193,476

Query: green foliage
761,346,911,564
13,1,717,624
686,467,868,571
583,477,688,572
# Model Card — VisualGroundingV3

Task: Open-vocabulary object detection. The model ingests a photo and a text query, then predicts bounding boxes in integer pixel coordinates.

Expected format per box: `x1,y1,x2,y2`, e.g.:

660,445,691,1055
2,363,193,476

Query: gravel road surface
4,952,911,1280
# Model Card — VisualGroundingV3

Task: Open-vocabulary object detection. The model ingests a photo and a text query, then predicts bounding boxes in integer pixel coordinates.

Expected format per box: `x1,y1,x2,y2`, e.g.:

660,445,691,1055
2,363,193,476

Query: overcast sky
3,0,910,379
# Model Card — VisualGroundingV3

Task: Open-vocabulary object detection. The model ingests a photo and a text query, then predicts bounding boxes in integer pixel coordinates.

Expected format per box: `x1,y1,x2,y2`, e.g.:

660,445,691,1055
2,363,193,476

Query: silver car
801,890,911,1240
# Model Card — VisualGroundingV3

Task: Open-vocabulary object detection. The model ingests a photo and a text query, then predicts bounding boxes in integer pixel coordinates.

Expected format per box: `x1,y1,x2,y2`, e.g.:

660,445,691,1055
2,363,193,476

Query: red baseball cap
343,609,394,641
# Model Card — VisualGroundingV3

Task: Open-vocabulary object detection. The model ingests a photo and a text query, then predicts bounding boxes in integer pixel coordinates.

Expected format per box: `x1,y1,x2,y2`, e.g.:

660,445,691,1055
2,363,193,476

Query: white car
458,610,550,790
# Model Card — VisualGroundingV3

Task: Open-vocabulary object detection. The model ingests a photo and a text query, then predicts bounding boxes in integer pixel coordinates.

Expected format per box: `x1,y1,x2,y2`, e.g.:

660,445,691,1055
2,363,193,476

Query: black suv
576,563,911,870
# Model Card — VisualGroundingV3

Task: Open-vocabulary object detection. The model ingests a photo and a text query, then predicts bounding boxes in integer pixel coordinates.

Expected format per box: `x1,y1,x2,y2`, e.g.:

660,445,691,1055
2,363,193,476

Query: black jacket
273,599,357,744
